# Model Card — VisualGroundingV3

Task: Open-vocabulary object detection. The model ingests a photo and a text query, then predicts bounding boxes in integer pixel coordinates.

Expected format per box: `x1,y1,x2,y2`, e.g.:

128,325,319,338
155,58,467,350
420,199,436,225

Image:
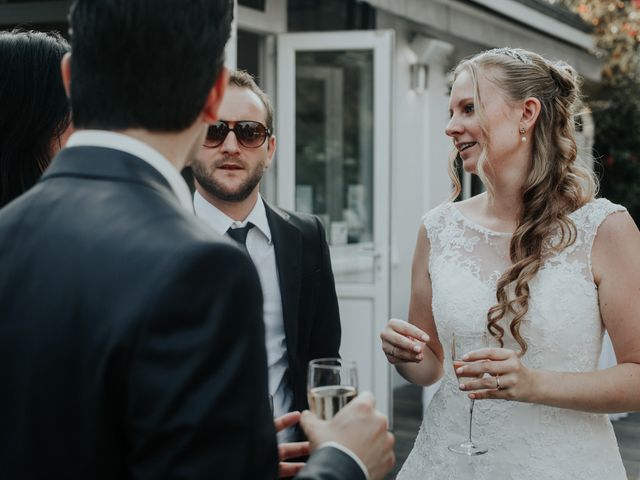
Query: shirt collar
65,130,193,212
193,191,272,243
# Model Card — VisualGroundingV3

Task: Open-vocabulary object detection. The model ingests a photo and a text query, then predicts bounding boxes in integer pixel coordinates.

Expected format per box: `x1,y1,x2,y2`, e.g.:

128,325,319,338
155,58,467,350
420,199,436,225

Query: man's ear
520,96,541,131
61,52,72,98
202,66,229,124
266,135,276,168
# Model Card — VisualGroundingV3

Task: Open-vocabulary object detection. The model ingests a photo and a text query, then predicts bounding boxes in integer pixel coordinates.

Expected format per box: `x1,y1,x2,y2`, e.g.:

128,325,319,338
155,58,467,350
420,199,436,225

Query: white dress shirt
65,130,193,212
194,192,294,441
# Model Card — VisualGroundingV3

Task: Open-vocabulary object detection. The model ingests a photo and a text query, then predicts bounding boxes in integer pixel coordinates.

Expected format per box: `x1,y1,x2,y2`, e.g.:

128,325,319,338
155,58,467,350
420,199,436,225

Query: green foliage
543,2,640,223
589,80,640,223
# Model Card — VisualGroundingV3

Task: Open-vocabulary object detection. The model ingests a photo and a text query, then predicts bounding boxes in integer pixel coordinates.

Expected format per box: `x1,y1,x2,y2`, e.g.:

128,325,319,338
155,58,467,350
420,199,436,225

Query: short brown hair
228,70,274,133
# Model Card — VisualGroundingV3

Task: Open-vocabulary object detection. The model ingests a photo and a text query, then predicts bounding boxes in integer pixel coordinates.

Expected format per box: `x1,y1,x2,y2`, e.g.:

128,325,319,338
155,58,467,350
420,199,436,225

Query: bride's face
445,69,524,175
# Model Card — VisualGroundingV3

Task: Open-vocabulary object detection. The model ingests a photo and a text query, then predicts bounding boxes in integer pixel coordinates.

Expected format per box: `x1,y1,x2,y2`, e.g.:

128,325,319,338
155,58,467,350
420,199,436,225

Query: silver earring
520,127,527,143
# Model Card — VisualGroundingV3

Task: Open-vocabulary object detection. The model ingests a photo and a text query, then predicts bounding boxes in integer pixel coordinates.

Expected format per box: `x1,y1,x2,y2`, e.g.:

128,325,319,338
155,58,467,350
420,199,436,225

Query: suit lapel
265,202,302,362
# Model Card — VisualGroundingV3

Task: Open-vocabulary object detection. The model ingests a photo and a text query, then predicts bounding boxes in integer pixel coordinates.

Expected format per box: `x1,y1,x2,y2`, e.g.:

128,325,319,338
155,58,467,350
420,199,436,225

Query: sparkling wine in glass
307,358,358,420
448,331,489,456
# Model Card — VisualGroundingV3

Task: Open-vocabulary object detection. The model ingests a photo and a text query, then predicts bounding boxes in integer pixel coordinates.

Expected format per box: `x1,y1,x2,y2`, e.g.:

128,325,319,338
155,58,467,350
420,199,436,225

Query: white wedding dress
397,198,628,480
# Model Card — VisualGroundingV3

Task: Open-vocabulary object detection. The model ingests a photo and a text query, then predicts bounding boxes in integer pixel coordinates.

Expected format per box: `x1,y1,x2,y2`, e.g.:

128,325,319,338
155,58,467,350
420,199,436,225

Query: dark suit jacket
297,447,366,480
0,146,278,479
264,203,341,414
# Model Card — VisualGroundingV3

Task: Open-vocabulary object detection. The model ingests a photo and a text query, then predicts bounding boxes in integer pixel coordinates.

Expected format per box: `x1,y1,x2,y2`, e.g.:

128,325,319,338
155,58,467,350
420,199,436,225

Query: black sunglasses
204,120,271,149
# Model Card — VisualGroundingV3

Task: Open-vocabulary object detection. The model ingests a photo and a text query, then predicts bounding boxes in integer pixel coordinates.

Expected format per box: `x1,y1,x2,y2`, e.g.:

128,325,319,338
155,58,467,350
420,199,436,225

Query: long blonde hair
448,48,597,355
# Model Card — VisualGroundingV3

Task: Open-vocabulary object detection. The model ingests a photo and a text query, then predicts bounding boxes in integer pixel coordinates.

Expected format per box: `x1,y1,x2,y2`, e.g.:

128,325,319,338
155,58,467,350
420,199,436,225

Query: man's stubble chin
192,162,264,202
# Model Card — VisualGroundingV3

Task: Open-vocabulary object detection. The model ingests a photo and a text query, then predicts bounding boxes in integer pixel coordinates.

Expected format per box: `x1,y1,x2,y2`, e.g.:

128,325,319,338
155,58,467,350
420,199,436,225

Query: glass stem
468,398,475,445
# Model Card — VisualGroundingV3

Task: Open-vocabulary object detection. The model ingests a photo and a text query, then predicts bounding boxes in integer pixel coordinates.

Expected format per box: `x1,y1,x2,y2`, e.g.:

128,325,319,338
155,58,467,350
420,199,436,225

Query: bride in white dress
380,47,640,479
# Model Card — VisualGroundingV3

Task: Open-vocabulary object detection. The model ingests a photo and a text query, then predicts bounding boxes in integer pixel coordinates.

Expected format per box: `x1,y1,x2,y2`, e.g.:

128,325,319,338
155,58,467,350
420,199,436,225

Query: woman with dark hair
380,47,640,478
0,29,71,208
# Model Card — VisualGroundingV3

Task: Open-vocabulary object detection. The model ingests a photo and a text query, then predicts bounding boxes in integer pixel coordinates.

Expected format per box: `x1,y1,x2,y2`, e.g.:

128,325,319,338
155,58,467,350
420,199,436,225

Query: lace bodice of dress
425,198,624,371
397,198,628,480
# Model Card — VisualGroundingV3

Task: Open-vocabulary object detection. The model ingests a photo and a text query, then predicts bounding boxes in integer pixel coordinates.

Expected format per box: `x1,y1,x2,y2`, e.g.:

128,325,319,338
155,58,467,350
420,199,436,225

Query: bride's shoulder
569,197,627,227
452,193,484,216
421,201,453,225
422,194,484,224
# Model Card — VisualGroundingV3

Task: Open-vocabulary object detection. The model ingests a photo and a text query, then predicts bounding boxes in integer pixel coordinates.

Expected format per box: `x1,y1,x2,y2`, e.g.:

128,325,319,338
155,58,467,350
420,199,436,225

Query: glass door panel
277,30,393,417
294,50,374,283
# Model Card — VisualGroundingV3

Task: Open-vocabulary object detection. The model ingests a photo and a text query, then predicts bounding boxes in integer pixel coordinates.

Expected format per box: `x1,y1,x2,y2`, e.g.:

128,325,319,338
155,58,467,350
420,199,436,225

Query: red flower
606,154,615,168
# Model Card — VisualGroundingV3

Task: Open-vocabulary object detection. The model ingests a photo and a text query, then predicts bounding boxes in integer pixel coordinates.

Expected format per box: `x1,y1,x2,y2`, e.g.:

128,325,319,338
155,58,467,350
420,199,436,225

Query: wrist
526,368,550,404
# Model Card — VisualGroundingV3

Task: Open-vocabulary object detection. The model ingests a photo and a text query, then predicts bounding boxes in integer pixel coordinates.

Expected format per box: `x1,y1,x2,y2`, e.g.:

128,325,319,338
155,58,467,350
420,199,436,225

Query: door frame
276,30,394,417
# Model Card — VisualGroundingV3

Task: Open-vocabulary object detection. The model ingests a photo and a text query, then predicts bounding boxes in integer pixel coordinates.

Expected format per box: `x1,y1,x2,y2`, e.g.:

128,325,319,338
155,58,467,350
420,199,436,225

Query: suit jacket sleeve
295,447,367,480
308,216,341,360
126,243,277,480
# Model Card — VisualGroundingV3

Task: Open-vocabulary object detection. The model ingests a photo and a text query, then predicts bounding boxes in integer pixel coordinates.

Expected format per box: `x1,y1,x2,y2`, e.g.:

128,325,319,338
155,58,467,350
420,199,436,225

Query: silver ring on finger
495,374,501,390
390,346,396,357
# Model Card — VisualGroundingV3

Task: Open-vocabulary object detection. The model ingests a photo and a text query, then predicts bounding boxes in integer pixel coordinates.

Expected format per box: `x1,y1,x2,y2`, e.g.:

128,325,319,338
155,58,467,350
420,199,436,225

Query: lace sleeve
421,203,450,271
421,203,449,246
575,198,626,276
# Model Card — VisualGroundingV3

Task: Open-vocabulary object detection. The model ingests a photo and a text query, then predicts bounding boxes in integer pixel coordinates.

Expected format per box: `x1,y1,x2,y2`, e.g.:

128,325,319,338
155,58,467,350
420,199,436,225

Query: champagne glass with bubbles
307,358,358,420
448,331,489,456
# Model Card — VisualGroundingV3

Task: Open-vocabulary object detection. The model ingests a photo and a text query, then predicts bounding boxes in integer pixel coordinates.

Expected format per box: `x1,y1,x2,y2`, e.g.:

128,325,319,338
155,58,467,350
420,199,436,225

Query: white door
277,30,393,417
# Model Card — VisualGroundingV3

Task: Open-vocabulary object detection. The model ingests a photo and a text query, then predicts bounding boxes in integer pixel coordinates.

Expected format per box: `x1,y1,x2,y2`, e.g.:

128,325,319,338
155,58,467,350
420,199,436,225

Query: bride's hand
380,318,429,365
454,347,537,402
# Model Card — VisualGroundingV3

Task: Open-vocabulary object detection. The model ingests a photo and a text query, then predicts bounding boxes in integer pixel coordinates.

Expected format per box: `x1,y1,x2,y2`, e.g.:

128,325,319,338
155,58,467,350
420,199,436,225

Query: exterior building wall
376,12,453,390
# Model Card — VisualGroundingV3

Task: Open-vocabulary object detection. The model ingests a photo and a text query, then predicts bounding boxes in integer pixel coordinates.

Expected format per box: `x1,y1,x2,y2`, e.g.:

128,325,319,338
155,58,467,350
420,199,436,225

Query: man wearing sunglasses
191,71,342,443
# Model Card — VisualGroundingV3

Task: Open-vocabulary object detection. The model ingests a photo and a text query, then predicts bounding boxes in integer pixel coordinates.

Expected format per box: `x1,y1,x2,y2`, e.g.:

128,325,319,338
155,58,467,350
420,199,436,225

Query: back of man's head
68,0,232,132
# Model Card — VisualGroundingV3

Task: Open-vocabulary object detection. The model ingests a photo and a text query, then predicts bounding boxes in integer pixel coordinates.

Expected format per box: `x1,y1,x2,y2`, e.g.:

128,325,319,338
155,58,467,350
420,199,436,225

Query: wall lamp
410,63,429,93
409,35,455,93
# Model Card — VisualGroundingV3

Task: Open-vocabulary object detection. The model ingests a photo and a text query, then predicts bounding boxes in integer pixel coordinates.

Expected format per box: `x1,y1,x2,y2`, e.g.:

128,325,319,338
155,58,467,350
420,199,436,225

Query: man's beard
191,159,265,202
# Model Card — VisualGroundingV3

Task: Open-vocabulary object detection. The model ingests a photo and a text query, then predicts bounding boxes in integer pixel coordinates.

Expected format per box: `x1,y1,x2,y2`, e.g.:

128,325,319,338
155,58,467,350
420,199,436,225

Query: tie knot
227,223,254,246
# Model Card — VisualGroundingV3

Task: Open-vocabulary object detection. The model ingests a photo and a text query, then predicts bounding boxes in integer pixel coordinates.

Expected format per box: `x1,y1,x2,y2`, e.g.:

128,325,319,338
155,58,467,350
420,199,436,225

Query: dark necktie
227,223,254,253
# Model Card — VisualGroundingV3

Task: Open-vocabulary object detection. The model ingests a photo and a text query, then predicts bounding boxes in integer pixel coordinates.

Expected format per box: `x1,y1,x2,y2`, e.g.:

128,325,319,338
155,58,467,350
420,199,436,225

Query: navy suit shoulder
0,147,277,480
296,447,366,480
268,205,323,238
268,206,331,278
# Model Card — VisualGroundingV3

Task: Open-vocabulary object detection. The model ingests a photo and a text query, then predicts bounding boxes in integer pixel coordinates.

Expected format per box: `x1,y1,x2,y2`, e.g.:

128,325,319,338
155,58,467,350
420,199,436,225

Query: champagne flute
448,331,489,456
307,358,358,420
